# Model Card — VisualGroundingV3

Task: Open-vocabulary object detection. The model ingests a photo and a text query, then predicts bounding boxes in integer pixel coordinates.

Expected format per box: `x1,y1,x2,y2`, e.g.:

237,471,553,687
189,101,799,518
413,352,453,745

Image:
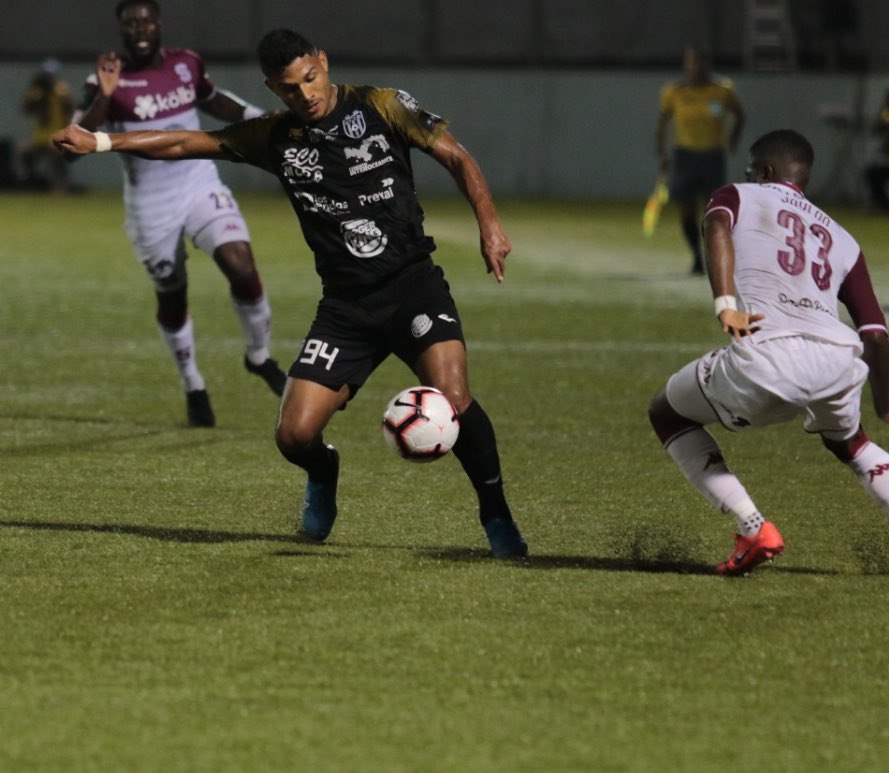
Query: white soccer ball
381,386,460,462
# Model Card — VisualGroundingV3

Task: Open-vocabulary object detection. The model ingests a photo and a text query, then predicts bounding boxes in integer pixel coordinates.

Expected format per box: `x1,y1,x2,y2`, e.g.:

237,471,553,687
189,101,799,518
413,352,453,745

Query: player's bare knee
648,388,699,445
274,421,316,458
214,242,256,279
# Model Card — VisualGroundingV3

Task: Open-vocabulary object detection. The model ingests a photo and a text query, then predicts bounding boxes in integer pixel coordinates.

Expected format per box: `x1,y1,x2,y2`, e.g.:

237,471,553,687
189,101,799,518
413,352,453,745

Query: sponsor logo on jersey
395,90,420,112
132,84,197,119
411,314,433,338
778,293,835,316
307,125,339,144
345,135,394,176
282,146,324,183
357,177,394,206
341,218,388,258
294,191,349,215
394,89,444,132
342,110,366,139
345,134,390,163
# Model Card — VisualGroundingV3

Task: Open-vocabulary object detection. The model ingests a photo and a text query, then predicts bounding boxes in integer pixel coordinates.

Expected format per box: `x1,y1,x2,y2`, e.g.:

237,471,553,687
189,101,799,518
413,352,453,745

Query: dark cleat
186,389,216,428
483,517,529,559
244,355,287,397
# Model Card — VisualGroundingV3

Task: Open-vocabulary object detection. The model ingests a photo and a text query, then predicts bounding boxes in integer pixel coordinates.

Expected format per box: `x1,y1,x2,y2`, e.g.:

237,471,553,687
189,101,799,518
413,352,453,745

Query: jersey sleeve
364,87,449,153
838,253,888,335
186,49,216,102
211,115,280,172
705,184,740,228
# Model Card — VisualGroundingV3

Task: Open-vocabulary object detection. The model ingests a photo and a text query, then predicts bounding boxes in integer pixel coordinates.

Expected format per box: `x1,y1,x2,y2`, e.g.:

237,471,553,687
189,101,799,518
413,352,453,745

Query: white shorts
665,335,867,440
125,182,251,291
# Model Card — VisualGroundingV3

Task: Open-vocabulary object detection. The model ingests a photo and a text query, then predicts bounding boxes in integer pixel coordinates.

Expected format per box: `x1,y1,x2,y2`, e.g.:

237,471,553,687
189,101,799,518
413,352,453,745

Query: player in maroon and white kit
75,0,286,427
648,129,889,575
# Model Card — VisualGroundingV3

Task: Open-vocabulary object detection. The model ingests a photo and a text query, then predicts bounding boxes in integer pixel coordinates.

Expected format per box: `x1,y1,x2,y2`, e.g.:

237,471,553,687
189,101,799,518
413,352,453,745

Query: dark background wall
2,0,886,71
3,0,888,201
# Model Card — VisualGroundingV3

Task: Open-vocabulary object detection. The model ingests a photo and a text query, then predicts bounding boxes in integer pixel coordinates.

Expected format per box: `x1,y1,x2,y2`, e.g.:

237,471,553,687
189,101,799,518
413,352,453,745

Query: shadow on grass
0,411,245,457
0,519,298,545
415,547,843,576
416,546,714,574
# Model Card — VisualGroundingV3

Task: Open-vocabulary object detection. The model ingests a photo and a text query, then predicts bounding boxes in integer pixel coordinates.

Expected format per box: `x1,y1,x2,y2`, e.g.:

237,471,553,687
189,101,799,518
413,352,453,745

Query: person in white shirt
648,128,889,575
75,0,286,427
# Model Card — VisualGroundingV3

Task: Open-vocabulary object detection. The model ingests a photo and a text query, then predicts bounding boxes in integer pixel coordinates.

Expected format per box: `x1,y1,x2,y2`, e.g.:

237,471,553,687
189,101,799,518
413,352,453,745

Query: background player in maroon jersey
75,0,286,427
648,129,889,575
54,29,527,558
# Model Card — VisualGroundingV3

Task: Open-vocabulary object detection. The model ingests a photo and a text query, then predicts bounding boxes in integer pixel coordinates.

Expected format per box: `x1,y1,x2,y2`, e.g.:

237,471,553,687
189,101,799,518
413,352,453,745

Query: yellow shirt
659,79,741,152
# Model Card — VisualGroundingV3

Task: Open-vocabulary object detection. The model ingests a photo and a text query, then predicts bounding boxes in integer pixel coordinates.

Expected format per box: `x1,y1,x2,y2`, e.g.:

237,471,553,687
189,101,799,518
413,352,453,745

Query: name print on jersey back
706,181,862,348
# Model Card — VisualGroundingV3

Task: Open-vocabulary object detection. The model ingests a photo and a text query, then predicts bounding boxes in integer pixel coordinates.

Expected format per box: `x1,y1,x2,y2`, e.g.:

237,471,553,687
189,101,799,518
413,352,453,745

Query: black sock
277,435,337,482
451,400,512,524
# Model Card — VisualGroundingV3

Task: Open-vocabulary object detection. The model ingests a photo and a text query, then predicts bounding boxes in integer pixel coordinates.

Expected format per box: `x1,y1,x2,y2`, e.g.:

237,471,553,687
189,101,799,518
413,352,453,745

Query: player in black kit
53,28,528,558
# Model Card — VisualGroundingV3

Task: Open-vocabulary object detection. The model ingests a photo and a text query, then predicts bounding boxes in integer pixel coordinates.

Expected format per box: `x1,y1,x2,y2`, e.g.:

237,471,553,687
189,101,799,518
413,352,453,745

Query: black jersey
213,85,449,292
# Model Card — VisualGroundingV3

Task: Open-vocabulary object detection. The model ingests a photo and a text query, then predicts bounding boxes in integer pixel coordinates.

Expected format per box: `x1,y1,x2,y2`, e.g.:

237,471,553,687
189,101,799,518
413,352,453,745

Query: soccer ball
381,386,460,462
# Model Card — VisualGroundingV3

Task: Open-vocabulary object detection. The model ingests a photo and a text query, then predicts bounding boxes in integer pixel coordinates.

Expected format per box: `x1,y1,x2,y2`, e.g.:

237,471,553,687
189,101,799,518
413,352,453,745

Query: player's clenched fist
52,124,102,156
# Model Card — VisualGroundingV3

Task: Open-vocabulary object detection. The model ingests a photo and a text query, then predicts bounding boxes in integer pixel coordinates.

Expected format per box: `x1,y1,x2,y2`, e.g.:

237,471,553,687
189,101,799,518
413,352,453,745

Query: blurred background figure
20,58,74,192
655,45,744,275
864,88,889,213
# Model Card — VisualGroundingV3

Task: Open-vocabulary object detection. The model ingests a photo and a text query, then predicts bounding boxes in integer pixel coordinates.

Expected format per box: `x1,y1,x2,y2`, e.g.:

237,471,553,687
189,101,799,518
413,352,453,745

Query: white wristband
94,131,112,152
242,104,264,120
713,295,738,317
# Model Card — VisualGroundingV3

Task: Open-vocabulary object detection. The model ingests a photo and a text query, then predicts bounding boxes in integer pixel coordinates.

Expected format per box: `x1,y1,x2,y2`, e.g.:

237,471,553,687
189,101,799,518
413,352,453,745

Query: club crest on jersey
174,62,193,84
341,218,388,258
411,314,433,338
342,110,366,139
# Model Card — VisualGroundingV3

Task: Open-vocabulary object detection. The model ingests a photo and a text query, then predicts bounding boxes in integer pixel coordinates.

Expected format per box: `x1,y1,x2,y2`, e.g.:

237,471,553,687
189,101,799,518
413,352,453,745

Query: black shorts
289,259,465,397
670,148,726,200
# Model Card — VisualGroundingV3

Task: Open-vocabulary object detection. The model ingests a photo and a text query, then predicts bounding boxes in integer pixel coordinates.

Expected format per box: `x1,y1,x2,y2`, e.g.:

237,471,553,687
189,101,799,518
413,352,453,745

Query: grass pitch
3,190,889,772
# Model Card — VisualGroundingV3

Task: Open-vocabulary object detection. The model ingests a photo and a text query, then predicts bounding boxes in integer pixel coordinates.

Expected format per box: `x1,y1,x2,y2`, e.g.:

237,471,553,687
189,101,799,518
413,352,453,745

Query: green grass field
3,190,889,772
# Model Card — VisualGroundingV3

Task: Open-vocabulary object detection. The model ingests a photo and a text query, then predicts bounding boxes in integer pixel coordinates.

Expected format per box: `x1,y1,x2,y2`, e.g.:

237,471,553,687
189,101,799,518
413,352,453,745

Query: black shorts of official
288,259,465,399
669,148,726,200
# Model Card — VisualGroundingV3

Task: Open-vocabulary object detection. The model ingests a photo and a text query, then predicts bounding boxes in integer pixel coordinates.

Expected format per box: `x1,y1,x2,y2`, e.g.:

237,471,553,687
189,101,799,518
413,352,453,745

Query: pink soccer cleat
716,520,784,576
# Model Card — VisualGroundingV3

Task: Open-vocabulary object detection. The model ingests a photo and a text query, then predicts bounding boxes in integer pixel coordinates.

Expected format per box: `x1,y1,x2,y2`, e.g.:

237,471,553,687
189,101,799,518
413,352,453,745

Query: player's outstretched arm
862,332,889,423
52,123,224,160
430,131,511,282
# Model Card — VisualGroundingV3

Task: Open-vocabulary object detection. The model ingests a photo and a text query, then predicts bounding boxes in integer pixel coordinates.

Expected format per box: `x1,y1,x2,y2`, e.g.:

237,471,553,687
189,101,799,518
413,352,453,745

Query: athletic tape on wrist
713,295,738,317
94,131,112,152
242,105,264,120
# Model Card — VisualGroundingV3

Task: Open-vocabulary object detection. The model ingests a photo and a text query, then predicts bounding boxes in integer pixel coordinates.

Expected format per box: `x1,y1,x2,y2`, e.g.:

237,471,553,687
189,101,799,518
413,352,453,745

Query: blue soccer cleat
299,446,340,542
483,516,528,558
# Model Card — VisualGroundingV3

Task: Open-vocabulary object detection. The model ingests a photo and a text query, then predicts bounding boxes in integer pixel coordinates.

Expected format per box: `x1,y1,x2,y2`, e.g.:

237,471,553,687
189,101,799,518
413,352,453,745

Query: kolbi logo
132,84,197,119
341,218,388,258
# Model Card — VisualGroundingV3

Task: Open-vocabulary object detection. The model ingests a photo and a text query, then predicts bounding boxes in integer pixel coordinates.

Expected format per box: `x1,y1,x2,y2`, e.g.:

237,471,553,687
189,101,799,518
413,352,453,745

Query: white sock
158,317,205,392
848,441,889,511
232,293,272,365
666,428,764,535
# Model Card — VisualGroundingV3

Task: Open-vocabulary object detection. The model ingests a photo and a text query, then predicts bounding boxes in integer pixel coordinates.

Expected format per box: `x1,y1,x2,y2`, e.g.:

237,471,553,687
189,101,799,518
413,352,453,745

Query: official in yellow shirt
655,46,744,274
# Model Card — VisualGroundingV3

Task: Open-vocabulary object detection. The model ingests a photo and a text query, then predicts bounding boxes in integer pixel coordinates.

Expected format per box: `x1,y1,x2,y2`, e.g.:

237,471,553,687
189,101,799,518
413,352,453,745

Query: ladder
744,0,798,72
